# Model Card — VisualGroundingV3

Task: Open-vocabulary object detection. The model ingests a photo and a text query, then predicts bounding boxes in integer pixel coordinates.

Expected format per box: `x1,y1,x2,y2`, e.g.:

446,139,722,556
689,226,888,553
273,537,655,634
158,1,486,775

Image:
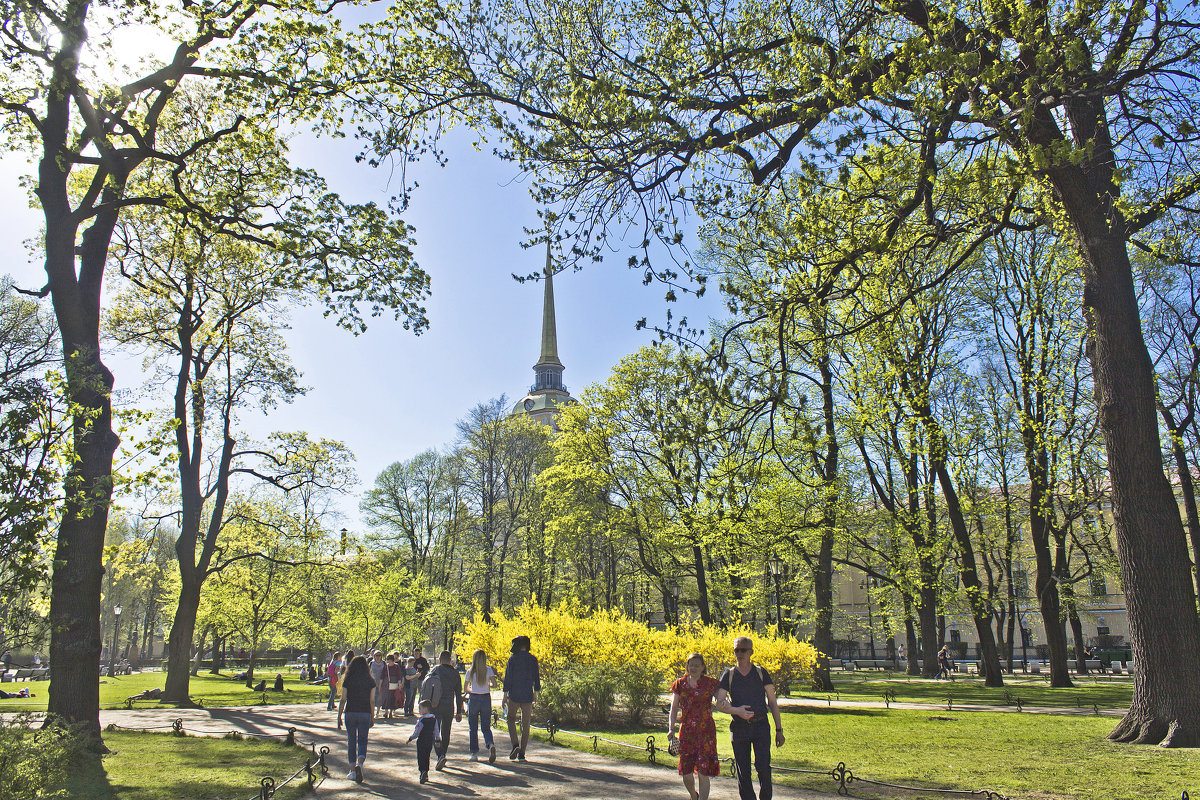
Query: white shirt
467,666,495,694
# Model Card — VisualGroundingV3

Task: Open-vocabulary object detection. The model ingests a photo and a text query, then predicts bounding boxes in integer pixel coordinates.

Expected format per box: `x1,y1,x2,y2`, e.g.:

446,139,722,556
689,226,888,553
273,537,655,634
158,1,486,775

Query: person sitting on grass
273,673,285,691
126,687,164,703
252,679,267,692
407,699,441,785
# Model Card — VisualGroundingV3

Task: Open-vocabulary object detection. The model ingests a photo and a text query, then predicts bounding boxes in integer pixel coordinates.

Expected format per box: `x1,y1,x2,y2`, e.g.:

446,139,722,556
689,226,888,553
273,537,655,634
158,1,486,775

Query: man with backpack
715,637,786,800
422,650,464,771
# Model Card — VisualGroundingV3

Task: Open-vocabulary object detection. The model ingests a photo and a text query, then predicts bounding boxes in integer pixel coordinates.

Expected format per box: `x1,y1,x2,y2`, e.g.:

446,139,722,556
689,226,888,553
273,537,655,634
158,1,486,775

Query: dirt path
99,704,843,800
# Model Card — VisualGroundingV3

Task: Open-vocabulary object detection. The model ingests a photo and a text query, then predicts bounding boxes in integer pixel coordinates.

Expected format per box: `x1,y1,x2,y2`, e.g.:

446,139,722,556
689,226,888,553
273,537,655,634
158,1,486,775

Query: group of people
324,634,784,800
328,635,541,785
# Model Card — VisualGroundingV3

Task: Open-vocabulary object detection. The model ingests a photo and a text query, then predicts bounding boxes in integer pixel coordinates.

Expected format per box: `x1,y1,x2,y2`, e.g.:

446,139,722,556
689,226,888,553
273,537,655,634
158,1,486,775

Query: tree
373,0,1200,744
1,0,430,739
0,278,61,611
197,498,310,688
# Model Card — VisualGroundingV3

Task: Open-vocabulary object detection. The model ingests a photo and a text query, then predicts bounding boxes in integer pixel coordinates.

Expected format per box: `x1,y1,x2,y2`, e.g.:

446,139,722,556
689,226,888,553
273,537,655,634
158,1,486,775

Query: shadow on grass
60,747,114,800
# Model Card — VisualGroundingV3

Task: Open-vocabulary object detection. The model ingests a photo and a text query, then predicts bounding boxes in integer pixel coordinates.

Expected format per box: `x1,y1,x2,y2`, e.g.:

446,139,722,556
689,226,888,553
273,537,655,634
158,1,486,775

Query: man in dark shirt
716,636,786,800
502,635,541,761
428,651,464,771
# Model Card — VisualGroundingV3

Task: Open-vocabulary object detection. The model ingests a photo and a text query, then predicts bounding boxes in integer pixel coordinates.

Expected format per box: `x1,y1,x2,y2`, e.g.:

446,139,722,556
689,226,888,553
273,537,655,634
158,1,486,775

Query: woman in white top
466,649,498,763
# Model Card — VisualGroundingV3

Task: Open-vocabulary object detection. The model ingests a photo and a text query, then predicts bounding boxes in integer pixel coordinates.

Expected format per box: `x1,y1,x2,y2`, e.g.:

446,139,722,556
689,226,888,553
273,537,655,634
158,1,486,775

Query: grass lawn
523,705,1199,800
0,671,326,712
60,730,315,800
805,673,1135,709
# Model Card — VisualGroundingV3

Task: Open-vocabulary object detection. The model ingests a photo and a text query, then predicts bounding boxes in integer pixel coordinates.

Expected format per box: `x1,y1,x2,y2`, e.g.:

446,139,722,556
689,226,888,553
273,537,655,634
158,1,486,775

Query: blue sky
1,126,719,531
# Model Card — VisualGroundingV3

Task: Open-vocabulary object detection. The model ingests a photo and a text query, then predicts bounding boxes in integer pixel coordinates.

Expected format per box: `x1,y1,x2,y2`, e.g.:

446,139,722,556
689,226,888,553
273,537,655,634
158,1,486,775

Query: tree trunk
904,614,920,676
1027,467,1073,686
1019,93,1200,745
1063,583,1089,675
165,580,202,702
44,259,121,742
692,544,712,625
1168,438,1200,607
916,583,940,678
810,528,835,691
932,461,1004,686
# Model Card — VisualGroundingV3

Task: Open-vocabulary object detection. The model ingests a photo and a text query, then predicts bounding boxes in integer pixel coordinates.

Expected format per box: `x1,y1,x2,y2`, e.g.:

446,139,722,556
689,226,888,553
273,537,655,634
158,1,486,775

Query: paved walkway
99,704,844,800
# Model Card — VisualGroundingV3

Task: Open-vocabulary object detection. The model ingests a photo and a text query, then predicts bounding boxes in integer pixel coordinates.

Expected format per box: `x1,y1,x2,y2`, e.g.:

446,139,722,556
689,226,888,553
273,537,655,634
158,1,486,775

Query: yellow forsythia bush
458,599,818,693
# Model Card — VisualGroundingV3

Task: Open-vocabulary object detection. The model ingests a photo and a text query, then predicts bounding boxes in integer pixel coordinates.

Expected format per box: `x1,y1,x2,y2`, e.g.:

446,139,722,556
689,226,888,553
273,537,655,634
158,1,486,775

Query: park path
98,703,844,800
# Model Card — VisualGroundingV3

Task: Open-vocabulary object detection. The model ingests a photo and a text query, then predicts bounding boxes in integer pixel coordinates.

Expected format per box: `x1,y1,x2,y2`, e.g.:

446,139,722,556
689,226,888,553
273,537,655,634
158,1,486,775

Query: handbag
667,734,680,756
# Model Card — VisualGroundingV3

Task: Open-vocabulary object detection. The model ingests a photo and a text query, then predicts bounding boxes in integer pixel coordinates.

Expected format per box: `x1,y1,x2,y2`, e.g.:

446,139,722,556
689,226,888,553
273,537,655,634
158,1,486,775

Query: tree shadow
59,748,114,799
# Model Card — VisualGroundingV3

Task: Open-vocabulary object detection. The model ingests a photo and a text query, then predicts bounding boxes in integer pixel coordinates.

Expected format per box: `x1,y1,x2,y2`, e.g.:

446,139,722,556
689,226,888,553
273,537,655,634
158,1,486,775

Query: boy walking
407,700,441,785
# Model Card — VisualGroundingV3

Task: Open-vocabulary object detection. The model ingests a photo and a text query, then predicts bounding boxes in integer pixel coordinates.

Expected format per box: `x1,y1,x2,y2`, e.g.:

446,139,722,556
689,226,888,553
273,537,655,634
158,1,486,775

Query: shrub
0,714,88,799
619,663,666,725
459,600,819,720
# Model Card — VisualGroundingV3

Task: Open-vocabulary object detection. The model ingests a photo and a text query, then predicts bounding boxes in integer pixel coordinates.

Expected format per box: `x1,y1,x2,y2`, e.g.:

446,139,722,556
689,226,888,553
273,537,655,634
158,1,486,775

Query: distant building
513,242,574,426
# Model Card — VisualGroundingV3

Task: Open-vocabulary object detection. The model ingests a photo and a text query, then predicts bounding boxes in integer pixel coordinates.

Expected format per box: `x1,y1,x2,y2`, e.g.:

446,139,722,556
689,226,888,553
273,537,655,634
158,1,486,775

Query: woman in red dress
667,653,721,800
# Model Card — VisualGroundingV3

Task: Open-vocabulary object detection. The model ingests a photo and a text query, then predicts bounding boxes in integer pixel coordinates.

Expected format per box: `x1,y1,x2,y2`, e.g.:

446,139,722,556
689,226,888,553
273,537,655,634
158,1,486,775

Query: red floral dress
670,674,720,776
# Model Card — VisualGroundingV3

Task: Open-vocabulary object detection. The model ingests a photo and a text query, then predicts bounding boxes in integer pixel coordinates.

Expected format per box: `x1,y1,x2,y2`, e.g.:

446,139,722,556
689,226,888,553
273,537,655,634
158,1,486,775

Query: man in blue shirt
501,635,541,761
715,636,786,800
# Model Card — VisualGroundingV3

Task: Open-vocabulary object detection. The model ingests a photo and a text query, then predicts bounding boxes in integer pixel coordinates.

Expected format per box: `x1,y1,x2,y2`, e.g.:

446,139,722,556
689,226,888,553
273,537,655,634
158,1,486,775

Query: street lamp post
668,580,681,625
108,605,122,678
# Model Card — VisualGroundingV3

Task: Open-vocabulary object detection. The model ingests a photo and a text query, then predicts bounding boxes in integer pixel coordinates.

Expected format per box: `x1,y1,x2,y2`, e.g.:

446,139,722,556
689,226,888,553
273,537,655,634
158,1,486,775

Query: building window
949,629,961,644
1013,570,1029,599
1090,576,1107,597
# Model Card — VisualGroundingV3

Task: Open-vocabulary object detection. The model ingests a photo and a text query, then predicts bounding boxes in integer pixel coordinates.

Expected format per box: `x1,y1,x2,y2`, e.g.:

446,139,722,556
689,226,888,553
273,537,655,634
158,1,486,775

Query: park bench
851,659,894,670
13,669,31,681
1083,659,1105,673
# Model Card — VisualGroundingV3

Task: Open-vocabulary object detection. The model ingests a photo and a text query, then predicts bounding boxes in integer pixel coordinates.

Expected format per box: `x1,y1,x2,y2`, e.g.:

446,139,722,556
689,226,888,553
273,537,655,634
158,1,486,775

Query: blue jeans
327,681,336,710
468,693,494,752
344,711,371,766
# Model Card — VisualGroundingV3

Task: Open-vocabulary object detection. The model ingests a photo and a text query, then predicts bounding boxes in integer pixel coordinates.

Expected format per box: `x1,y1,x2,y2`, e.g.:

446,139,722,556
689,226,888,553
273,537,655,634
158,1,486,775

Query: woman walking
337,655,376,783
465,649,498,763
667,653,721,800
380,653,404,719
369,651,386,719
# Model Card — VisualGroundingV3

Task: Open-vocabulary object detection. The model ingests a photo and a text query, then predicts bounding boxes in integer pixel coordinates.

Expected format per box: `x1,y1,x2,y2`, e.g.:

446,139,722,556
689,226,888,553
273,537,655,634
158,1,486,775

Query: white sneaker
346,769,357,780
469,752,479,762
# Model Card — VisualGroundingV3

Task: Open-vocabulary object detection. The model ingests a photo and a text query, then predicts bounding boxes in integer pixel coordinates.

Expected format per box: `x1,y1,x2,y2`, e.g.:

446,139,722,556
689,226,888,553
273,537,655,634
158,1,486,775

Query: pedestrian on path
407,699,441,785
426,650,464,771
369,651,386,719
716,636,785,800
337,655,376,783
381,653,404,719
465,648,498,763
326,652,342,711
502,634,540,762
668,653,721,800
403,656,419,716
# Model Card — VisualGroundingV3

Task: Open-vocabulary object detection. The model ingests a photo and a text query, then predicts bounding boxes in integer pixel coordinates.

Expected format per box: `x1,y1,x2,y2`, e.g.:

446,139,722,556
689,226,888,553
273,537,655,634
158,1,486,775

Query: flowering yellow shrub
458,599,818,692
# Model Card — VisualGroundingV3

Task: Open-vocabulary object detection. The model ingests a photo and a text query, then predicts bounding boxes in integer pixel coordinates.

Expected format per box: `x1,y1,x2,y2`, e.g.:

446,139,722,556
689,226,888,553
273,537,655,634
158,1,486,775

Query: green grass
61,730,315,800
525,705,1199,800
807,673,1134,709
0,671,327,711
